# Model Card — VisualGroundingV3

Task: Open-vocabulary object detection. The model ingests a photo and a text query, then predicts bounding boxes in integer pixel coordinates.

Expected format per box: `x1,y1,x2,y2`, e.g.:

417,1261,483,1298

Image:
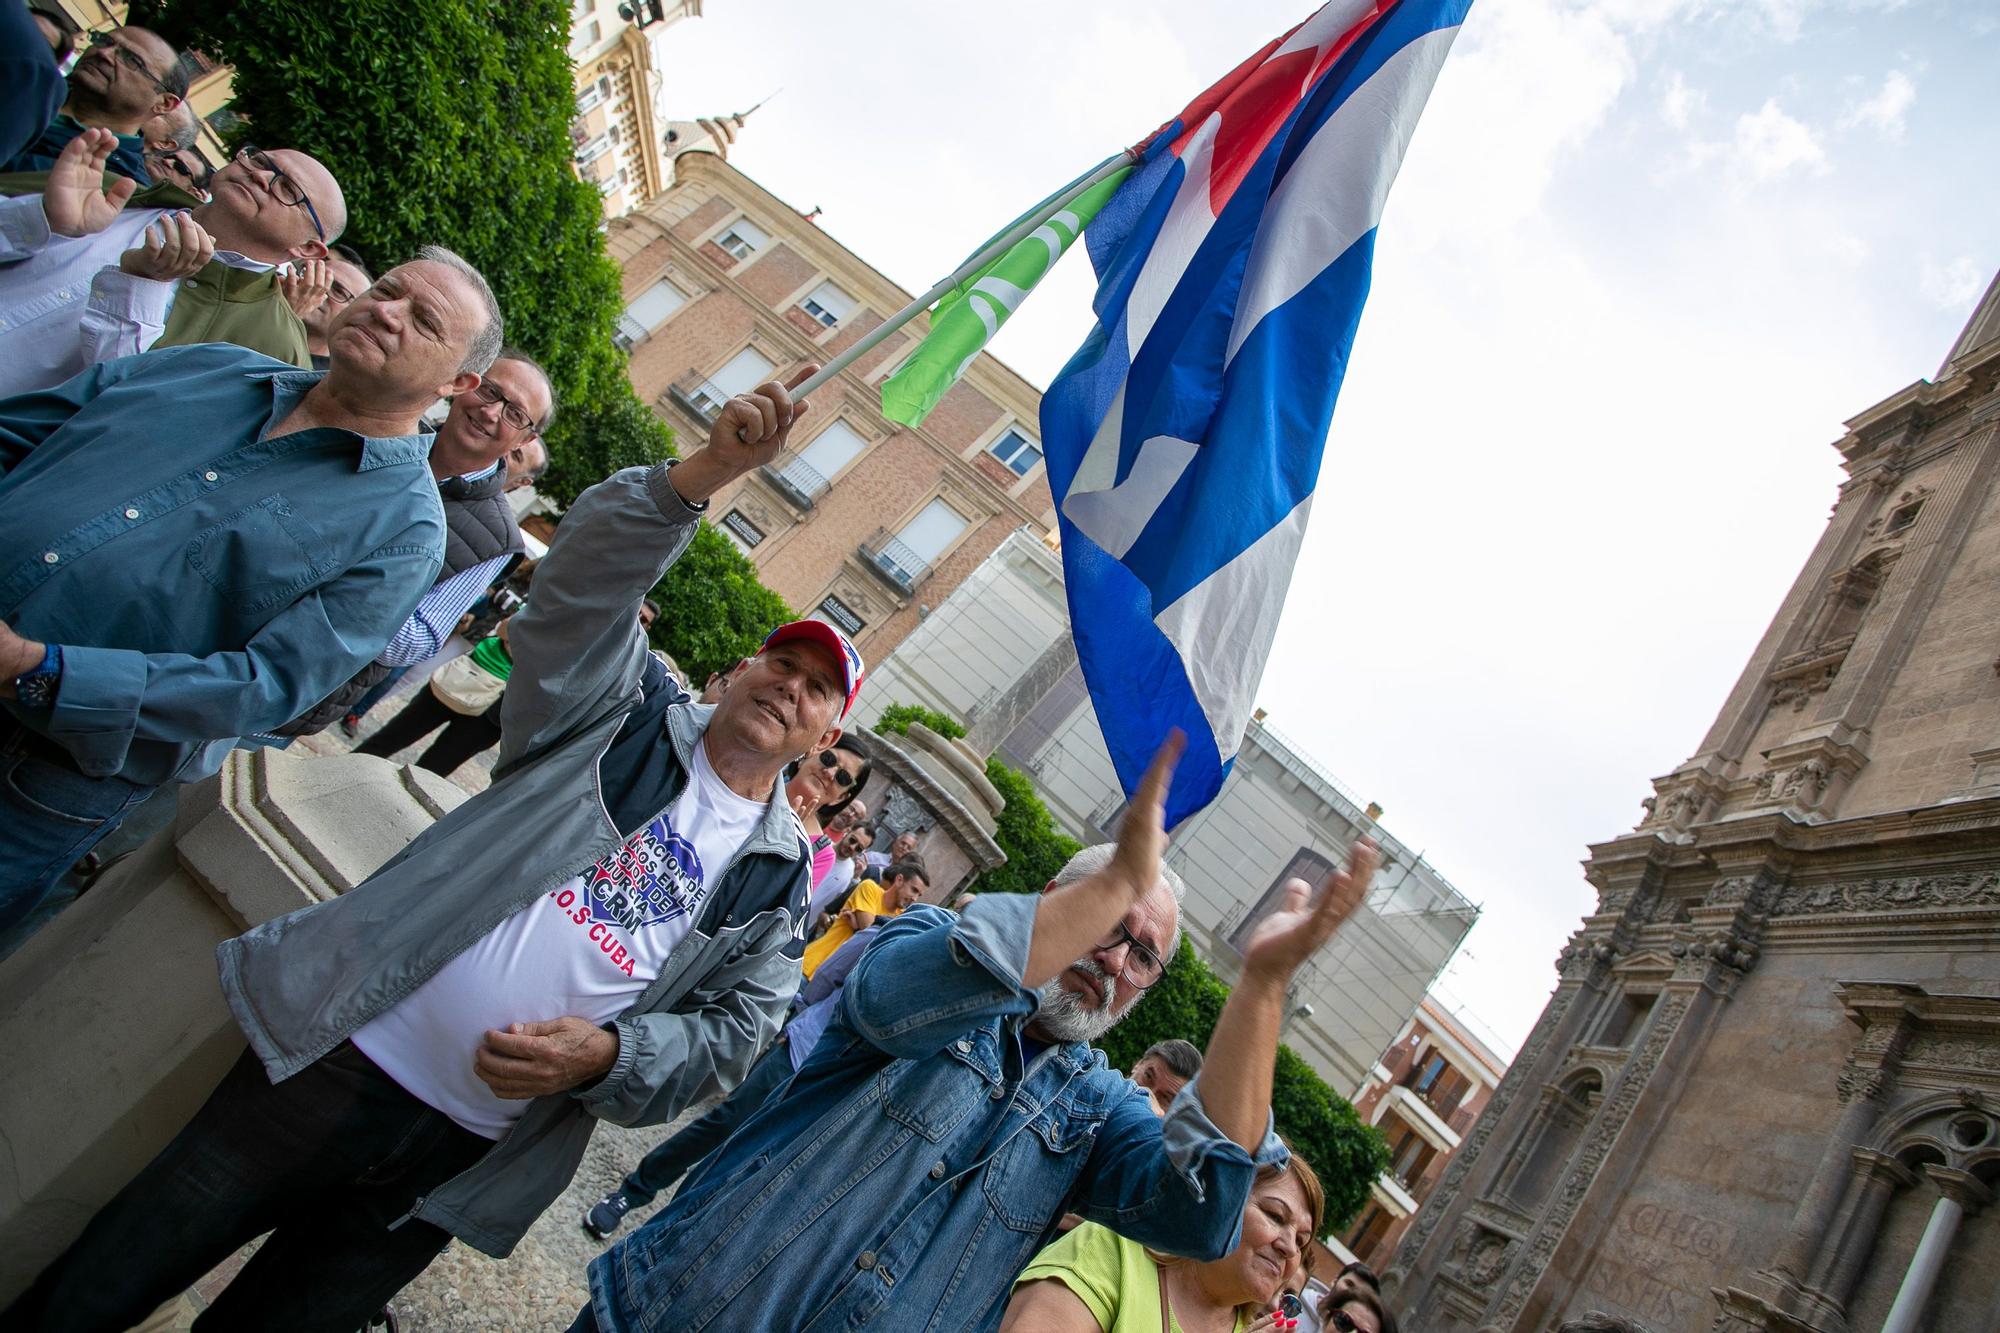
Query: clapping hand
119,211,214,281
1239,838,1379,984
279,257,331,318
43,129,138,238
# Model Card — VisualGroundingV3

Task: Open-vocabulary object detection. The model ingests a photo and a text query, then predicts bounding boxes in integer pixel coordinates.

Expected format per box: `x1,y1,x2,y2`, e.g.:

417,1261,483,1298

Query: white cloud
1661,69,1705,129
1732,98,1829,180
1921,256,1987,311
1839,69,1916,138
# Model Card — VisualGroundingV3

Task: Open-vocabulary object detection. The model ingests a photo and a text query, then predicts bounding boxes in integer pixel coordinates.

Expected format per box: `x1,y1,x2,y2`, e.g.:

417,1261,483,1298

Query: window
987,427,1044,477
1884,499,1924,535
813,595,866,638
609,124,622,143
686,346,776,418
800,280,857,329
574,18,601,48
1413,1053,1447,1093
867,498,968,591
624,277,688,334
1346,1206,1393,1260
1229,848,1337,952
576,135,612,166
781,419,867,498
895,499,968,565
714,218,769,262
998,661,1088,775
575,85,604,114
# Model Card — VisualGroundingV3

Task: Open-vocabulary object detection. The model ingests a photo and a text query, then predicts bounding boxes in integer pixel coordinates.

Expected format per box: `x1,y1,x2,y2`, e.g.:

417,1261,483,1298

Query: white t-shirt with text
353,739,772,1138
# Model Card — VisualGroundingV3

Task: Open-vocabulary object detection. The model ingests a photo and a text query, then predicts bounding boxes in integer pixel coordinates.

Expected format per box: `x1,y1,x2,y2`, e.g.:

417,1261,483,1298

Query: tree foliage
647,523,795,681
135,0,675,501
1098,938,1390,1231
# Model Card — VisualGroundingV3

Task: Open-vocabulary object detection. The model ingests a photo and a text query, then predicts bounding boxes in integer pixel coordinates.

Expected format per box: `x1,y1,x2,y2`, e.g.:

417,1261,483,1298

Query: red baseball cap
761,620,866,717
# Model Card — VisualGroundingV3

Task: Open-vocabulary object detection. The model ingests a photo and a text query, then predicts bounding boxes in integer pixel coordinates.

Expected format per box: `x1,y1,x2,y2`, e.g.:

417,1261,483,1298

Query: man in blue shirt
571,738,1382,1333
0,244,505,928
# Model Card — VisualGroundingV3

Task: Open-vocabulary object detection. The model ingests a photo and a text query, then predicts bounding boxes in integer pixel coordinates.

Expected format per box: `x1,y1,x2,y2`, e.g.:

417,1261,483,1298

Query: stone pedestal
0,750,464,1302
852,723,1007,898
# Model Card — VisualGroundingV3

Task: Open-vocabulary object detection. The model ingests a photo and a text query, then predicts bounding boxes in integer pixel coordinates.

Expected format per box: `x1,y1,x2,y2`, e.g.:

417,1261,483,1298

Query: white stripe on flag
1225,24,1462,363
1152,494,1314,756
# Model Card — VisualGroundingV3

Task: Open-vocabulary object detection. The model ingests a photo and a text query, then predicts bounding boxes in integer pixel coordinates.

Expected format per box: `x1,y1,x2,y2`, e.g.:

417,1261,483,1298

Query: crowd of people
0,12,1670,1333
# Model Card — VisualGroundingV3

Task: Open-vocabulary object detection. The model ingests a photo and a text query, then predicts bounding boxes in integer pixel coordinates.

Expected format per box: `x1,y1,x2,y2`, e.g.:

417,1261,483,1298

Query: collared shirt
0,192,164,397
588,898,1283,1333
376,461,509,668
0,113,150,183
0,343,445,785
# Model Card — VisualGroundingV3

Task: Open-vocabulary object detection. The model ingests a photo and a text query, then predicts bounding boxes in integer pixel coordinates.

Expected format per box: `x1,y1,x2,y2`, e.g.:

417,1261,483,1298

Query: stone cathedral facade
1388,276,2000,1332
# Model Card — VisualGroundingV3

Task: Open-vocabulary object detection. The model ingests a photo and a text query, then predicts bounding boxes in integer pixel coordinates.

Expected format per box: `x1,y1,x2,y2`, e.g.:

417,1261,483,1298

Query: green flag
881,166,1132,427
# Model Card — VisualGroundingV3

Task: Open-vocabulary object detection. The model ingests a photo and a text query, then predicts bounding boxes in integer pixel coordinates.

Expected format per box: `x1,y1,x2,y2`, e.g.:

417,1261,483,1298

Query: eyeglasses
1095,920,1167,989
327,281,358,307
84,31,175,96
817,749,857,788
470,382,537,434
151,153,210,190
232,145,326,241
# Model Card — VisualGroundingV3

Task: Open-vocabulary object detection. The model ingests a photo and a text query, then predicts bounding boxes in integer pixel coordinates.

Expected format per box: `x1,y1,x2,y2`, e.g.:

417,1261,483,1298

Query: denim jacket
590,897,1286,1333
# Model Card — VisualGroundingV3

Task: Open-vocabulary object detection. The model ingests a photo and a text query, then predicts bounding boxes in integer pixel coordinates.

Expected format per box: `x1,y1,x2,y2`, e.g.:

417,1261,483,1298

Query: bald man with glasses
2,24,187,184
0,129,348,395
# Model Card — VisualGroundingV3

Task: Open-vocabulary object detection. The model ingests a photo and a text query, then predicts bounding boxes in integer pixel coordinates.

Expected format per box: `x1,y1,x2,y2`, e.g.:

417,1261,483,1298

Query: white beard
1034,960,1122,1042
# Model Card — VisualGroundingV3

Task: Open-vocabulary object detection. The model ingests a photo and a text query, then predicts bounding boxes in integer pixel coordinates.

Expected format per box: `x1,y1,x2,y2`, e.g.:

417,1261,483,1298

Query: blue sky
658,0,1999,1052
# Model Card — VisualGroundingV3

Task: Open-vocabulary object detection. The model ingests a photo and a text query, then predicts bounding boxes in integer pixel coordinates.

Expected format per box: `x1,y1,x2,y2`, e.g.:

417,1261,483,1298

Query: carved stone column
1794,1147,1917,1328
1879,1166,1993,1333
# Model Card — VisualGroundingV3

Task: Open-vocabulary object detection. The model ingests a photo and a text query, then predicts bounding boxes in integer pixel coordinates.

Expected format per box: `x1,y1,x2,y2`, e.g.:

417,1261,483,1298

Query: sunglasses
1326,1310,1364,1333
817,749,857,788
231,145,326,241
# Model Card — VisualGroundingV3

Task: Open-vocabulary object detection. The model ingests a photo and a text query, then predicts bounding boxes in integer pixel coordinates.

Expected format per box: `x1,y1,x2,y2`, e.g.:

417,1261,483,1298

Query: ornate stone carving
1393,989,1577,1273
1556,936,1617,981
1903,1034,2000,1075
1834,1067,1887,1105
1489,991,1695,1324
1639,777,1719,833
1768,872,2000,917
1463,1231,1512,1287
1671,928,1760,980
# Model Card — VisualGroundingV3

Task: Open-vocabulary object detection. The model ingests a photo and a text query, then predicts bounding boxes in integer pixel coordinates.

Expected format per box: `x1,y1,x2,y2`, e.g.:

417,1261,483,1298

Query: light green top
1015,1222,1251,1333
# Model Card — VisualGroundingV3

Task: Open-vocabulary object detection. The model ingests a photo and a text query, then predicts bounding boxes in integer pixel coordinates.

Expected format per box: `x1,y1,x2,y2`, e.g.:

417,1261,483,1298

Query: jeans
354,687,503,776
621,1034,796,1206
0,725,153,937
0,1042,492,1333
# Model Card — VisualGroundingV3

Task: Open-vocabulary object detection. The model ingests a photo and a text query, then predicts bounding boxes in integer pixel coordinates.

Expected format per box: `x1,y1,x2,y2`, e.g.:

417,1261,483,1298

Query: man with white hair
570,736,1382,1333
0,245,502,927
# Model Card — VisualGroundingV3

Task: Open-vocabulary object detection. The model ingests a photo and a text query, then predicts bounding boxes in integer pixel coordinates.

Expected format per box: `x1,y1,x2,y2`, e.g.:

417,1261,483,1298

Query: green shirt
1015,1222,1252,1333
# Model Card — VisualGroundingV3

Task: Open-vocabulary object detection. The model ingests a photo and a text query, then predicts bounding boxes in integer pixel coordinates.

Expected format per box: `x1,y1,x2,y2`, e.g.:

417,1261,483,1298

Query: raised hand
1239,838,1379,983
43,129,138,238
118,211,215,282
672,364,819,506
279,257,331,318
1109,730,1184,903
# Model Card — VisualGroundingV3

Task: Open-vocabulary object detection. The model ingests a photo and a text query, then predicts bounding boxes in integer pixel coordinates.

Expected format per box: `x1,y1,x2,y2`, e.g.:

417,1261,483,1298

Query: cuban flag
1044,0,1471,826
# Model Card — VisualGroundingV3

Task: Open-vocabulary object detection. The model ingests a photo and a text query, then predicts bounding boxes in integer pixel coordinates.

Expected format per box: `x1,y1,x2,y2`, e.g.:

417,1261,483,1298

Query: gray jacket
216,462,811,1257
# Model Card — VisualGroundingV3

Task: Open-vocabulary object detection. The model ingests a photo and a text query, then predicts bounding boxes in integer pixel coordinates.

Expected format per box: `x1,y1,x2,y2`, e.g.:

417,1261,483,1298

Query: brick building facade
605,147,1056,663
1343,997,1507,1272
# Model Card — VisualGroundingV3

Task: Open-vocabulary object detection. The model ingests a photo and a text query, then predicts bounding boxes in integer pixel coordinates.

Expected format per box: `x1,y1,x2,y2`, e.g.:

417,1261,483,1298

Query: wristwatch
12,643,61,709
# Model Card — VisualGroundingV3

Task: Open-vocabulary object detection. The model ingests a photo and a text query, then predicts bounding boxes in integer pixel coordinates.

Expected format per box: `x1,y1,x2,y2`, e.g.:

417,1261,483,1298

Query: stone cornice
1836,343,2000,474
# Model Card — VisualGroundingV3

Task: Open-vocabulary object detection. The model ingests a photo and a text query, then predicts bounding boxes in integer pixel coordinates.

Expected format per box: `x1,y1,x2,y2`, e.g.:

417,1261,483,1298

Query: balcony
761,452,832,510
858,529,934,596
665,371,730,425
613,313,649,352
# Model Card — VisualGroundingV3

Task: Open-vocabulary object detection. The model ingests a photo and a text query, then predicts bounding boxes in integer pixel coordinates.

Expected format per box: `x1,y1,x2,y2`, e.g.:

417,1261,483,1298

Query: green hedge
875,703,966,741
135,0,673,507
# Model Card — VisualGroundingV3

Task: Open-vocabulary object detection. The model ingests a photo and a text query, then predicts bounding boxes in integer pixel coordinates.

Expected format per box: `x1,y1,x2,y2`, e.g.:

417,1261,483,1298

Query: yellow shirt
1014,1221,1252,1333
802,879,900,978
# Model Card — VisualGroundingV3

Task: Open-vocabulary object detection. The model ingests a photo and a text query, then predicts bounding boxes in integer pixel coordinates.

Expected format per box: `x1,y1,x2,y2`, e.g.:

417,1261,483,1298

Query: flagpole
783,150,1137,403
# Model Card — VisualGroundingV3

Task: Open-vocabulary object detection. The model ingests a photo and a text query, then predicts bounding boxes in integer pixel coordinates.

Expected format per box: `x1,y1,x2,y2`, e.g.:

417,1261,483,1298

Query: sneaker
582,1189,634,1241
339,714,362,738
